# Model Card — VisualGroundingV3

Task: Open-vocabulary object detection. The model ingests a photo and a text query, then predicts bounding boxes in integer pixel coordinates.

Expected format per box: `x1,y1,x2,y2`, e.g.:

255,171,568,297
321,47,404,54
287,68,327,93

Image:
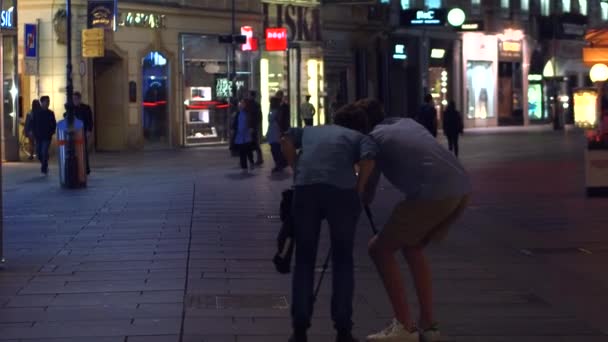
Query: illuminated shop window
521,0,529,11
562,0,571,12
602,2,608,21
425,0,441,9
501,0,509,9
578,0,587,15
401,0,410,9
541,0,550,16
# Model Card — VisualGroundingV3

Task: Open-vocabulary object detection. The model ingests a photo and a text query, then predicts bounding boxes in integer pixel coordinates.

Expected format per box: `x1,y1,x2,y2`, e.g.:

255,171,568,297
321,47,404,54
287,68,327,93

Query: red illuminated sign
265,28,288,51
241,26,258,51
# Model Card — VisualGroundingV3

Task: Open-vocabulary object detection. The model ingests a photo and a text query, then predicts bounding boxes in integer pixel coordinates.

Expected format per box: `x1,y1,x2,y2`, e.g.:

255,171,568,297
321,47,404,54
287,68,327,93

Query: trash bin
57,118,87,188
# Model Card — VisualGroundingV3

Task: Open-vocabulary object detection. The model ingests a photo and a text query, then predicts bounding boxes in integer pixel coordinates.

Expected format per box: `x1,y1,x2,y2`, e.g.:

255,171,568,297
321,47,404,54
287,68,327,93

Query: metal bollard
57,118,87,188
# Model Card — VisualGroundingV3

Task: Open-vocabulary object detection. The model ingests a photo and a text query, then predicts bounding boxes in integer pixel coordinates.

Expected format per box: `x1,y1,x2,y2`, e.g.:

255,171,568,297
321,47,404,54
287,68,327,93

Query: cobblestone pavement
0,131,607,342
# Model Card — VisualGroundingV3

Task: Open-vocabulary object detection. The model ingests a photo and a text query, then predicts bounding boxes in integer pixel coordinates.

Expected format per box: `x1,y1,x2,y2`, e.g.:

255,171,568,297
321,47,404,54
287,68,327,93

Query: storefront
497,29,525,126
1,0,18,161
260,1,325,131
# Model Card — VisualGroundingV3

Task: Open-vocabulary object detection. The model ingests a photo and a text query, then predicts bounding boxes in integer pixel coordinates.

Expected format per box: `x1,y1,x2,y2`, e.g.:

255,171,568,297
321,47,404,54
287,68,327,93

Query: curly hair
333,104,369,133
354,98,385,129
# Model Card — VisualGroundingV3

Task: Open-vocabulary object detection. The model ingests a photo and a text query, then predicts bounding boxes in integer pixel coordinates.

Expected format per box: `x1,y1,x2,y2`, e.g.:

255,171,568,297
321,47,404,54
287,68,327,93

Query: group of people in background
415,94,464,157
23,92,93,175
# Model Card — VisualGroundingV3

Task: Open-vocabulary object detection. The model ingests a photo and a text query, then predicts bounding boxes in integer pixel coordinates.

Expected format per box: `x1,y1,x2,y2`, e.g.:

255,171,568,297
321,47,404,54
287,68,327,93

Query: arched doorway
142,51,169,146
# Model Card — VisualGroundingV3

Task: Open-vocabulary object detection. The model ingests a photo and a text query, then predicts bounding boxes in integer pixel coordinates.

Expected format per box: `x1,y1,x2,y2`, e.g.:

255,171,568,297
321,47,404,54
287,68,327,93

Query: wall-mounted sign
457,21,484,31
24,23,38,76
499,41,522,59
392,44,407,60
400,9,447,26
0,6,14,29
240,26,258,52
82,28,105,58
262,3,322,42
431,48,446,59
266,28,288,51
119,12,166,29
88,0,116,30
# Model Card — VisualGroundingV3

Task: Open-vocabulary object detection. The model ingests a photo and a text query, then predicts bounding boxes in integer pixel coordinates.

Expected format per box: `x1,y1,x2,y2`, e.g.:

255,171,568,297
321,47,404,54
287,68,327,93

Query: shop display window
466,61,495,119
181,34,251,146
528,83,544,120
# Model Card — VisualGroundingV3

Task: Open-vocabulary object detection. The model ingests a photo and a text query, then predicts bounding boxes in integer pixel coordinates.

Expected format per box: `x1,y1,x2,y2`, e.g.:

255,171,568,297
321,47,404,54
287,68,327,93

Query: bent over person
281,104,377,342
341,99,471,342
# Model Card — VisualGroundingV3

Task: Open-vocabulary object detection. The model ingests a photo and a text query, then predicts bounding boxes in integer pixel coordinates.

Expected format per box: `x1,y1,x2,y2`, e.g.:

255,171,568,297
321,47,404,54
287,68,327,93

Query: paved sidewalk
0,132,607,341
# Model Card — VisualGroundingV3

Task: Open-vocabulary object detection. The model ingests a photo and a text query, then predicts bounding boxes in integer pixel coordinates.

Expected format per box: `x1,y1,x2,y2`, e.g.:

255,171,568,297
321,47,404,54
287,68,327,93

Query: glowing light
261,58,270,135
543,59,555,78
307,59,319,126
447,8,466,27
574,89,598,129
590,63,608,83
431,49,445,59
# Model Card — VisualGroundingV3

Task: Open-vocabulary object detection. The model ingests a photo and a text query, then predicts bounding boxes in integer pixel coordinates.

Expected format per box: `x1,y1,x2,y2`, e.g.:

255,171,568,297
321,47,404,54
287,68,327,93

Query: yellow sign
502,41,521,53
574,89,598,129
82,28,104,58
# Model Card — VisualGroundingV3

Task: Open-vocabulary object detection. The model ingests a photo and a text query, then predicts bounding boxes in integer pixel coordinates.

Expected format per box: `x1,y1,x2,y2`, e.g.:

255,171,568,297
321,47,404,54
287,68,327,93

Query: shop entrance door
142,51,169,147
93,52,126,151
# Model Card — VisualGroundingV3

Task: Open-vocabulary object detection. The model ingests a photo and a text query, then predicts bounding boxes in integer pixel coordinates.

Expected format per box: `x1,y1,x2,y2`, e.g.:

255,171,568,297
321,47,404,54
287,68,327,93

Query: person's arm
357,158,375,197
361,166,381,205
311,105,316,116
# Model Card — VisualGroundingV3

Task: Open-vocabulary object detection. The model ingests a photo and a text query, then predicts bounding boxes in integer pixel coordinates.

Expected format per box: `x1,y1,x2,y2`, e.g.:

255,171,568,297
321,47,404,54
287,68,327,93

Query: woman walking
266,96,287,173
442,101,463,157
233,98,256,173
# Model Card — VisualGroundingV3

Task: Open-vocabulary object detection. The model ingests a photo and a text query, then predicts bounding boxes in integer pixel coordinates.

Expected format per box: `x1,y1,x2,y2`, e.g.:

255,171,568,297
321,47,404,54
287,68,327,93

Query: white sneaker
366,319,419,342
420,323,441,342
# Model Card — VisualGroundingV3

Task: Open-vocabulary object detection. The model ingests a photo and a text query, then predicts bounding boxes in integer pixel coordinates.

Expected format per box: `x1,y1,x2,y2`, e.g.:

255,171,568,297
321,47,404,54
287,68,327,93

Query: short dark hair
333,104,369,134
74,92,82,98
40,96,50,102
424,94,433,103
354,98,385,129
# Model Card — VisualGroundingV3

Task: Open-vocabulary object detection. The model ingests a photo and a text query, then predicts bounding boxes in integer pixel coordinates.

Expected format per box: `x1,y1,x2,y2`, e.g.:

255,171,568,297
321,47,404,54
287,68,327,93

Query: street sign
82,28,104,58
24,23,38,75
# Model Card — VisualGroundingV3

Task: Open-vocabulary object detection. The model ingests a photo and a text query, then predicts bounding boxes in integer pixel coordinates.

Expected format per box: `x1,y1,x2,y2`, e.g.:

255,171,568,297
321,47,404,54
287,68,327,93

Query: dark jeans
84,134,90,174
253,130,263,163
447,133,459,157
236,143,254,169
36,139,51,172
270,143,286,169
303,119,313,127
291,184,361,333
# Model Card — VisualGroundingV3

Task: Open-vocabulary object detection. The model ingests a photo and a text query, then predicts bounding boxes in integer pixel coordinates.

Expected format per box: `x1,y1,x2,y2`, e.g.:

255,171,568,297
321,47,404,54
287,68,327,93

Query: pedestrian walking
300,95,316,126
73,92,93,174
347,99,471,342
281,104,377,342
232,98,256,173
249,90,264,165
276,90,291,133
442,100,463,157
416,94,438,137
32,96,57,175
266,96,287,173
24,100,41,160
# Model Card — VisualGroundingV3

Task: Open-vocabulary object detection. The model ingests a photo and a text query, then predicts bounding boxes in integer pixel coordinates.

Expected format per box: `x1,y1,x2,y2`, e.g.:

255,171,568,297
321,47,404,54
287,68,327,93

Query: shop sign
119,12,166,29
88,0,117,30
0,6,14,29
266,28,288,51
539,13,587,40
241,26,258,52
24,23,38,76
392,44,407,60
400,9,447,26
457,21,484,32
82,28,105,58
499,41,522,59
262,3,322,42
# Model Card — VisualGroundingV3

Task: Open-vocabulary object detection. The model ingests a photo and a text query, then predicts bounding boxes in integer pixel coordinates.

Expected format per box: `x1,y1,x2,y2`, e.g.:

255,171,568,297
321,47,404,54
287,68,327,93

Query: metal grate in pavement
185,294,288,310
520,247,592,256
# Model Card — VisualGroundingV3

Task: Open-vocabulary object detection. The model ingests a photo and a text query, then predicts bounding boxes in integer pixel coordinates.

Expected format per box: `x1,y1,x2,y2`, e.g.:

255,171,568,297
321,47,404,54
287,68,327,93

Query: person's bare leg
402,246,434,329
368,236,415,330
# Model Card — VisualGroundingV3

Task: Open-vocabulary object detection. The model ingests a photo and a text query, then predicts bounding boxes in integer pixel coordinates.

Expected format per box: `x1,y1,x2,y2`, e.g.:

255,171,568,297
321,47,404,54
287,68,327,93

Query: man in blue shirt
281,104,377,342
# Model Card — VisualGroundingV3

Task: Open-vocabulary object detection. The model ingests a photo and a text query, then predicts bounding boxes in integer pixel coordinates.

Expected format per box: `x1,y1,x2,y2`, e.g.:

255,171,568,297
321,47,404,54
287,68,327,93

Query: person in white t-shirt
300,95,316,126
336,99,471,342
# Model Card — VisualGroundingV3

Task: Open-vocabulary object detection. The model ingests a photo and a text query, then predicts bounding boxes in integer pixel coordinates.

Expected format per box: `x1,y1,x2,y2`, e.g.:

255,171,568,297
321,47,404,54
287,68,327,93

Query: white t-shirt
370,118,471,200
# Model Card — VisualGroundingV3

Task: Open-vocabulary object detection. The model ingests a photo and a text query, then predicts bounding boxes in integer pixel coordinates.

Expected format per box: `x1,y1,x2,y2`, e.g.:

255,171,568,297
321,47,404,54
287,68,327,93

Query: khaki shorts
379,194,471,247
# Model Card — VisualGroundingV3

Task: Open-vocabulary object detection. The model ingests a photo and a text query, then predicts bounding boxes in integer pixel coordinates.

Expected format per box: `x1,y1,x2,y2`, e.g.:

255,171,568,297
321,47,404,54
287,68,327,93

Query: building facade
16,0,384,152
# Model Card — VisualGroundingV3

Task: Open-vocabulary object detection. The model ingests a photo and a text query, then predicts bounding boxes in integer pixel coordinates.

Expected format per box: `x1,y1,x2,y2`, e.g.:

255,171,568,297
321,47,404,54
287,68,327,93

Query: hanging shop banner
262,2,322,42
24,23,38,75
82,28,105,58
400,9,447,27
266,28,288,51
88,0,117,31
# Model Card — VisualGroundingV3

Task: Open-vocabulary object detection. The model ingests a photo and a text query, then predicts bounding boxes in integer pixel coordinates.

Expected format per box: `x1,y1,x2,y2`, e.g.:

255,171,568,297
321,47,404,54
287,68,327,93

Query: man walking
249,90,264,165
300,95,316,126
416,94,438,137
73,92,93,174
32,96,57,175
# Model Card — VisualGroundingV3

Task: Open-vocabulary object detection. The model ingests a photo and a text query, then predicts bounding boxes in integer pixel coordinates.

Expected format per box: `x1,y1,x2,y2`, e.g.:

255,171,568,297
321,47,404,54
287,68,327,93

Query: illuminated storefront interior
1,0,17,161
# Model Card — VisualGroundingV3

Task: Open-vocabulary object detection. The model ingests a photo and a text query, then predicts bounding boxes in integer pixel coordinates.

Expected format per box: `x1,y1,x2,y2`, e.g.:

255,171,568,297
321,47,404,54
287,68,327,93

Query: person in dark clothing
442,101,464,157
232,98,256,173
266,96,287,172
32,96,57,175
276,90,291,133
249,91,264,165
24,100,41,160
73,92,93,174
416,94,438,137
